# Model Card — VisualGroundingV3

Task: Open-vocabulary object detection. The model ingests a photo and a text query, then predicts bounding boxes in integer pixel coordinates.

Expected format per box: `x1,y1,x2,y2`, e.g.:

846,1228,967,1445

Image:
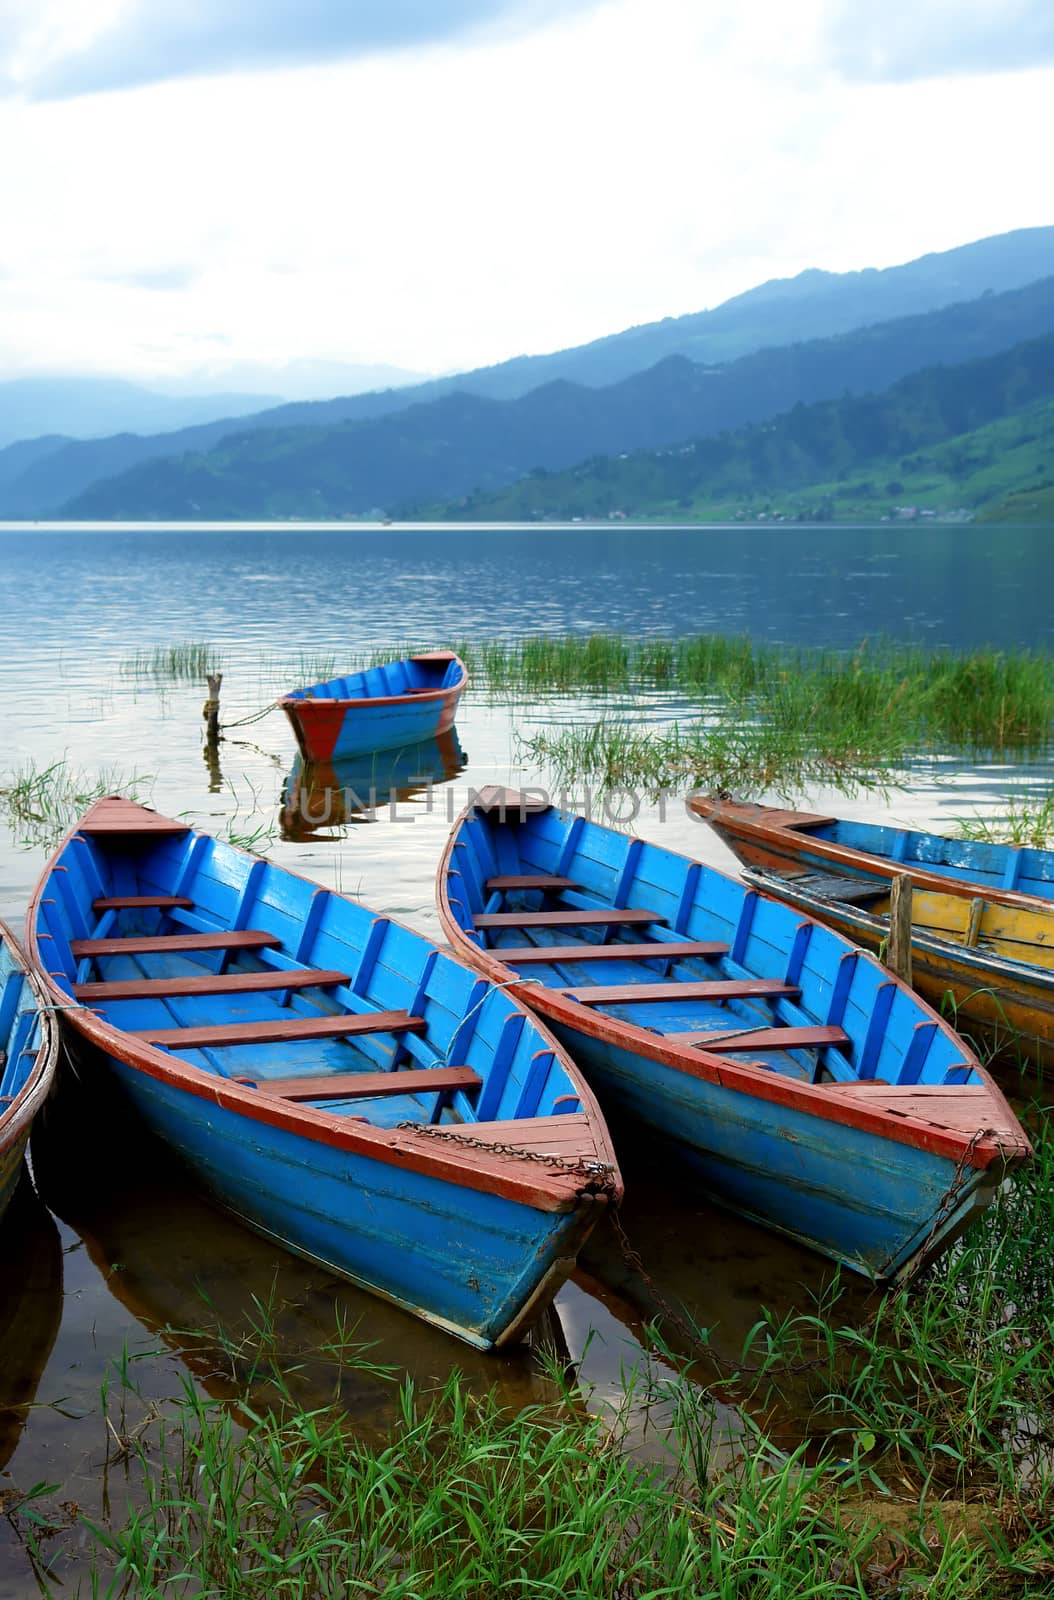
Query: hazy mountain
59,275,1054,520
157,358,429,402
429,334,1054,523
0,376,284,450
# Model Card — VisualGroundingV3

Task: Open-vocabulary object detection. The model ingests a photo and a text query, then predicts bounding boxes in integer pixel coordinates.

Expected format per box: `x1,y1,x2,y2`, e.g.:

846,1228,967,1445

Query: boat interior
36,806,596,1159
446,805,983,1091
780,814,1054,900
287,653,463,704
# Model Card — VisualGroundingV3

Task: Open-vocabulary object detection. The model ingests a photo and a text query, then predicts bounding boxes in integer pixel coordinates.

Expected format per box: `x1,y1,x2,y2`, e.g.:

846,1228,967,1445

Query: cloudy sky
0,0,1050,391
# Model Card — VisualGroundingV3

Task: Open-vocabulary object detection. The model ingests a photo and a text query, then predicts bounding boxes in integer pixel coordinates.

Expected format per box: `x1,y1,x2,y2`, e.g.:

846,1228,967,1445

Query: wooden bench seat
677,1025,850,1052
475,908,664,929
497,940,728,964
254,1066,481,1102
484,875,581,892
74,968,350,1001
563,979,800,1005
134,1010,427,1049
91,895,195,912
71,930,279,958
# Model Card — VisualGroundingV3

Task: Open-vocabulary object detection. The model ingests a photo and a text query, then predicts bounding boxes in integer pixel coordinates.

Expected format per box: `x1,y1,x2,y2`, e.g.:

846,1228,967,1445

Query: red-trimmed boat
25,798,619,1349
437,790,1031,1282
280,651,467,763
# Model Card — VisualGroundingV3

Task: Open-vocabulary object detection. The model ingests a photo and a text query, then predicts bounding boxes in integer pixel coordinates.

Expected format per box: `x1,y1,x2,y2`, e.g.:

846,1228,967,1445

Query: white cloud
0,0,1049,387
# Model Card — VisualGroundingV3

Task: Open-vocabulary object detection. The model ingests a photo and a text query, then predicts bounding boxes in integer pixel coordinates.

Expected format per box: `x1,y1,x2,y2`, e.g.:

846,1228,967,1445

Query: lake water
0,521,1049,1591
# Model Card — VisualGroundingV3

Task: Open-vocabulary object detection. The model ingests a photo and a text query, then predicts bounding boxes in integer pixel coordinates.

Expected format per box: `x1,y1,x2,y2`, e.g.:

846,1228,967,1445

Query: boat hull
282,686,464,763
693,797,1054,911
547,1022,997,1280
0,923,57,1225
98,1046,589,1348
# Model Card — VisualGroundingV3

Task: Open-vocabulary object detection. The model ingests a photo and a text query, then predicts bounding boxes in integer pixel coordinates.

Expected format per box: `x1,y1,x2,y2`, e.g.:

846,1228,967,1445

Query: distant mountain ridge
0,376,283,451
60,275,1054,520
430,334,1054,523
2,223,1052,518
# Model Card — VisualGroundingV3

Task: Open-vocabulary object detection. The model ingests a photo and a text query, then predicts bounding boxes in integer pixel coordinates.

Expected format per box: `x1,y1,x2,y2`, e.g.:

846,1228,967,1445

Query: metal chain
395,1119,617,1192
220,701,279,730
896,1124,1000,1288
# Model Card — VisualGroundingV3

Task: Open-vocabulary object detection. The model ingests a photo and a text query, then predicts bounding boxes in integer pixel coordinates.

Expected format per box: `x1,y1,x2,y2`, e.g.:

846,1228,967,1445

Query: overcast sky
0,0,1050,389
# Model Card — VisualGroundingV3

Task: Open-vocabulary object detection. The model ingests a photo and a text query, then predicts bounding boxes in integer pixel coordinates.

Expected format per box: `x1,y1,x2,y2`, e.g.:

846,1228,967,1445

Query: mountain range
2,224,1053,520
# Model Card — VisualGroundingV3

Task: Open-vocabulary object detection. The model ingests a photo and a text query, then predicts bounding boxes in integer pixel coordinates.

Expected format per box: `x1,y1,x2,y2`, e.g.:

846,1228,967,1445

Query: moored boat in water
437,789,1031,1282
738,864,1054,1069
279,651,467,763
25,797,620,1350
691,796,1054,910
0,921,57,1221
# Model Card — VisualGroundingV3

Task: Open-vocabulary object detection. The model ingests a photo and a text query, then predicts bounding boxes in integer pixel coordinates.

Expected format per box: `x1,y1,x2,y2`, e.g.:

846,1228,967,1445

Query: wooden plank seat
484,875,582,891
253,1066,482,1102
563,979,800,1005
74,968,350,1001
676,1024,851,1052
497,940,728,964
475,909,664,929
134,1010,428,1049
71,930,280,958
91,895,195,912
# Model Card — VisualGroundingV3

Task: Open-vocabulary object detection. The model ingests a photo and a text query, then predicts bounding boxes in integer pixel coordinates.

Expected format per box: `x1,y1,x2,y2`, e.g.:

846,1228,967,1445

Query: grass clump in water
953,791,1054,848
0,759,152,850
121,642,222,682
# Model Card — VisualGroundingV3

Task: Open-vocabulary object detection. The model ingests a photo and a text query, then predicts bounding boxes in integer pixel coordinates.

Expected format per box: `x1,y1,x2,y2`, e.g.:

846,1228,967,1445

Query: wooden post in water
887,873,913,986
204,673,223,742
203,672,223,791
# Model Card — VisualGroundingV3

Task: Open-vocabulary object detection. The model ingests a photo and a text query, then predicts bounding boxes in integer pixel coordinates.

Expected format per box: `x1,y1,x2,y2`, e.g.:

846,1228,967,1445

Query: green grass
953,792,1054,848
0,759,152,850
120,643,222,682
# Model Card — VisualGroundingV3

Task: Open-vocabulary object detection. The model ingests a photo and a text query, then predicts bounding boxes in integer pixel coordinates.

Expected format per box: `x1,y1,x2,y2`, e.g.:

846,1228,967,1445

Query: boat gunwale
25,803,620,1218
0,919,58,1156
279,652,469,713
691,795,1054,912
436,802,1031,1174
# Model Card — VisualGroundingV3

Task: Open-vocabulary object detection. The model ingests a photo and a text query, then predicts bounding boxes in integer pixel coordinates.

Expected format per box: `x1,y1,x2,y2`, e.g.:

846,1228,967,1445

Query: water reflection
279,728,467,840
0,1174,62,1475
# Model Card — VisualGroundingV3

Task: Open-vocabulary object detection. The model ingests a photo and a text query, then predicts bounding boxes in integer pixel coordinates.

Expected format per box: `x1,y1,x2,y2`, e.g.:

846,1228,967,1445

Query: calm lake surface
0,521,1050,1591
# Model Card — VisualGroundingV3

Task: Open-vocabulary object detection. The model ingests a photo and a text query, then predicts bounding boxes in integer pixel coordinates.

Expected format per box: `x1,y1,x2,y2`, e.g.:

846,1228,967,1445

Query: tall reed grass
0,759,152,850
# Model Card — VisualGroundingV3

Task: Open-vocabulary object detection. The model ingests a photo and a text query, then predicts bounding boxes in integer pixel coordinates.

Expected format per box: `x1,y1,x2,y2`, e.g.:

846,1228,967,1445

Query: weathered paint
280,652,467,763
25,798,620,1349
0,922,58,1223
694,796,1054,911
742,868,1054,1070
437,794,1030,1282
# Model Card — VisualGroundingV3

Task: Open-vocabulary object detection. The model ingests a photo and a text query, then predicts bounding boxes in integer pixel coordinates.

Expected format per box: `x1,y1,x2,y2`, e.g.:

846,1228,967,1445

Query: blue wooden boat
280,651,467,763
0,920,57,1222
280,728,466,840
691,796,1054,909
26,798,620,1349
437,790,1031,1282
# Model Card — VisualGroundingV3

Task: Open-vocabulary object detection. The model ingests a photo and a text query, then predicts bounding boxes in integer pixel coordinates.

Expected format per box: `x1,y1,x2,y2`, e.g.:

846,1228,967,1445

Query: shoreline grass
14,1099,1050,1598
0,758,152,850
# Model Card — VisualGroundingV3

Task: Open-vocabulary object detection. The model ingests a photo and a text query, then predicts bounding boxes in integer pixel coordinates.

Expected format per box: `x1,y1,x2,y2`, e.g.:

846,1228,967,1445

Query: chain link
395,1119,617,1193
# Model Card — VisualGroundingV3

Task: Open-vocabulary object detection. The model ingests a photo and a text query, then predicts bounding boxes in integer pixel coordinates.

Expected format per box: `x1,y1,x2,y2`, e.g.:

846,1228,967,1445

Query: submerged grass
342,634,1054,798
0,759,152,850
120,642,222,683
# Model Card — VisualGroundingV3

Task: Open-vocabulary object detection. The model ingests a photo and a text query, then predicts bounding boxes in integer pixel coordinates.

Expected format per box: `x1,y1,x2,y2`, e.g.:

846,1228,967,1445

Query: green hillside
59,282,1054,520
415,339,1054,524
